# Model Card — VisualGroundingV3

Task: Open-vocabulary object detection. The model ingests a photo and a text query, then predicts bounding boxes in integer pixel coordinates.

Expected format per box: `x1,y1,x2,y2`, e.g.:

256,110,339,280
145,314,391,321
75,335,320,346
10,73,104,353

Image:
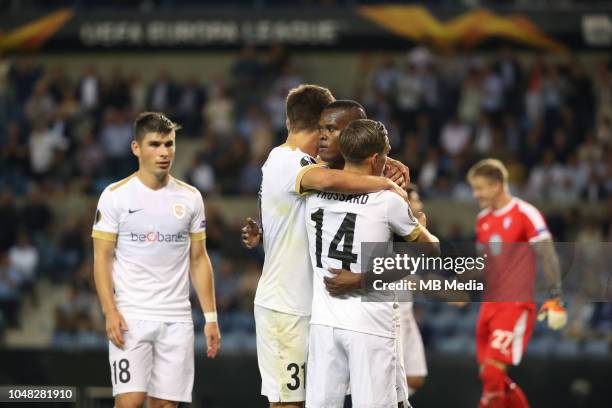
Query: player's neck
491,192,513,211
286,130,318,157
343,162,371,176
136,169,170,190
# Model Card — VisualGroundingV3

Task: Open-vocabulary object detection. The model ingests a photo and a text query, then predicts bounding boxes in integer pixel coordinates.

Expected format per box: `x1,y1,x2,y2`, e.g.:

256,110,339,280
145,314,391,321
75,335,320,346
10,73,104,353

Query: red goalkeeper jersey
475,198,551,303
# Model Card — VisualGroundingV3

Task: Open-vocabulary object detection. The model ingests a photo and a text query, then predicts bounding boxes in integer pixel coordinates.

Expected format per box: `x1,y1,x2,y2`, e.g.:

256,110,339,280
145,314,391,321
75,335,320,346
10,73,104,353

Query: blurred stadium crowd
0,45,611,353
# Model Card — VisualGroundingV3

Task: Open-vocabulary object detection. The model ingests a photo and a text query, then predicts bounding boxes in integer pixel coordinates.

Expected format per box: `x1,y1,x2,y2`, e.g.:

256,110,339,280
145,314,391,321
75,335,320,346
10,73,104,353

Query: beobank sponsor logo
131,231,187,243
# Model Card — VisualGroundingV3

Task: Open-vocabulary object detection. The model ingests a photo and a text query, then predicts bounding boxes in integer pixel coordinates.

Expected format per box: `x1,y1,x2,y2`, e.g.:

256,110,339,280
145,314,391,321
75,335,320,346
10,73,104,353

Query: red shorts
476,302,536,366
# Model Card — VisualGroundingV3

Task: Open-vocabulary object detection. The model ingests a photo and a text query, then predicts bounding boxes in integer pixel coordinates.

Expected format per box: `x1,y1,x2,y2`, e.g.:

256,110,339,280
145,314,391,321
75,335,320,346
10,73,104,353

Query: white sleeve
269,148,321,195
386,193,422,241
91,188,119,242
190,192,206,241
519,201,552,243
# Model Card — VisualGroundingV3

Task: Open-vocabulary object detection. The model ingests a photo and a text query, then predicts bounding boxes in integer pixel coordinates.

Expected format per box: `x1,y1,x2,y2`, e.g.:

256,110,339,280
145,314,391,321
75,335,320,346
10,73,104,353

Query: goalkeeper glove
537,298,567,330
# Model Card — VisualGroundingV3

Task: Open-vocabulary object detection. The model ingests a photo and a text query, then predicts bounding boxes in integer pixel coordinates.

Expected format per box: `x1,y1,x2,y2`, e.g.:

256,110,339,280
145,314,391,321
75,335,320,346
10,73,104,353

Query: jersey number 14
310,209,358,270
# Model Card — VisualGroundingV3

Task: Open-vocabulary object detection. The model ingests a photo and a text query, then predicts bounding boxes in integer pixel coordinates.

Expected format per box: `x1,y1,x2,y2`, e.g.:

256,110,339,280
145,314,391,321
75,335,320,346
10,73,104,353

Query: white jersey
92,174,206,322
254,144,322,316
305,190,422,338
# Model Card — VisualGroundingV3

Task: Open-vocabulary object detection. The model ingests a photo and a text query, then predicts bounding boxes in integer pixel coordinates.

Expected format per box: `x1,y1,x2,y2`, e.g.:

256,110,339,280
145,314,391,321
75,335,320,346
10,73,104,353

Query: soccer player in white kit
92,112,221,408
400,184,428,396
319,100,428,399
304,119,439,408
255,85,406,407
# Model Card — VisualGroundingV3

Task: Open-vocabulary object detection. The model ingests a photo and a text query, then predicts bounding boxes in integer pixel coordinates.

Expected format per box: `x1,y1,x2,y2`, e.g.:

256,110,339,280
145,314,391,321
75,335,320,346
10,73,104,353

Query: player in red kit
467,159,568,408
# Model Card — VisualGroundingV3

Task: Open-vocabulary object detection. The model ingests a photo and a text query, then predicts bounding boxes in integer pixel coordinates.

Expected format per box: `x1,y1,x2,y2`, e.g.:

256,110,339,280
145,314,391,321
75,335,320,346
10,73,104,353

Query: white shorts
254,305,310,402
306,324,408,408
399,302,428,378
108,319,194,403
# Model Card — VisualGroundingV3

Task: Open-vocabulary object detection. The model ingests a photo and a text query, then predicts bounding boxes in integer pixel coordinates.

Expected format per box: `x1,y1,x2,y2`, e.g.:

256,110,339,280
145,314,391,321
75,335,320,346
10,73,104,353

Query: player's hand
416,211,427,227
384,158,410,190
448,301,468,308
204,322,221,358
385,179,408,201
241,217,261,249
537,298,567,330
105,308,128,349
325,268,362,296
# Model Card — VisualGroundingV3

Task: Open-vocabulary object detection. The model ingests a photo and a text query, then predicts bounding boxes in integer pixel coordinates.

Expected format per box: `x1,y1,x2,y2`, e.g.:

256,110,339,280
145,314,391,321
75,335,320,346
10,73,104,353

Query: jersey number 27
310,209,358,270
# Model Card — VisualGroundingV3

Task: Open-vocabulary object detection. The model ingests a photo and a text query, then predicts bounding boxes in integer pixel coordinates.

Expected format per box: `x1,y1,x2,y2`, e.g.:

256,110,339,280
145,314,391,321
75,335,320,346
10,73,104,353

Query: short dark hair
133,112,180,143
339,119,388,163
467,158,508,184
286,84,334,132
324,100,367,119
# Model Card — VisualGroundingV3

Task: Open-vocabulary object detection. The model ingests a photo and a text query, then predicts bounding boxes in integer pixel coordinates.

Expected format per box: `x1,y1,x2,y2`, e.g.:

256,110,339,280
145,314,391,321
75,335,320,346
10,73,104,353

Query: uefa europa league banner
0,6,610,52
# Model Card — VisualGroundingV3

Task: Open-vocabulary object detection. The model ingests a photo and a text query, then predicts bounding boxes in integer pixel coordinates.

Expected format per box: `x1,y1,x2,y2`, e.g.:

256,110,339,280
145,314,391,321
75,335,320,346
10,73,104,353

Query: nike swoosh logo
128,209,143,214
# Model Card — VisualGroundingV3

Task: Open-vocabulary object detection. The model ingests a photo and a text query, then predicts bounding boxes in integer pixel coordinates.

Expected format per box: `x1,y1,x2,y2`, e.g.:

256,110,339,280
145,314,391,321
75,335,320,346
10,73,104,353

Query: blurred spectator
440,113,471,157
48,66,71,104
53,283,95,339
204,83,234,136
371,56,399,98
129,73,147,113
21,185,52,239
0,252,19,326
395,61,421,131
28,119,68,179
458,68,482,125
9,59,42,105
75,129,106,178
147,68,178,113
480,65,504,117
231,46,262,113
0,123,29,194
78,64,101,112
105,65,131,110
8,232,39,301
238,106,274,160
56,216,87,280
0,190,19,252
25,80,56,122
176,75,206,136
98,109,134,178
186,150,216,194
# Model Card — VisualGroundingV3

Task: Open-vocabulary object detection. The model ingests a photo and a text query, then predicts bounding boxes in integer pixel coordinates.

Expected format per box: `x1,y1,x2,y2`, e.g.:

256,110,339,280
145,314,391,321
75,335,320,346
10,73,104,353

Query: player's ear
131,140,140,158
285,118,291,132
370,153,380,174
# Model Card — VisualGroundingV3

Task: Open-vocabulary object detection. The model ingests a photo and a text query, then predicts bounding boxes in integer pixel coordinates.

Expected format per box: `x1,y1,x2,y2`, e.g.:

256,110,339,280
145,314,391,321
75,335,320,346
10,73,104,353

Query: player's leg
399,303,427,396
115,392,147,408
344,329,399,408
110,319,155,408
254,305,309,407
478,358,507,408
147,321,195,404
306,324,349,408
146,396,177,408
478,305,535,408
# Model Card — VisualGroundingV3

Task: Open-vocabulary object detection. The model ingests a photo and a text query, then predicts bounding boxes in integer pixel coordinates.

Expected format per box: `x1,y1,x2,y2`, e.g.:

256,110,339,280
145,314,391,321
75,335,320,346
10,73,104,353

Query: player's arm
190,238,221,358
299,166,407,199
92,237,128,349
533,237,567,330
